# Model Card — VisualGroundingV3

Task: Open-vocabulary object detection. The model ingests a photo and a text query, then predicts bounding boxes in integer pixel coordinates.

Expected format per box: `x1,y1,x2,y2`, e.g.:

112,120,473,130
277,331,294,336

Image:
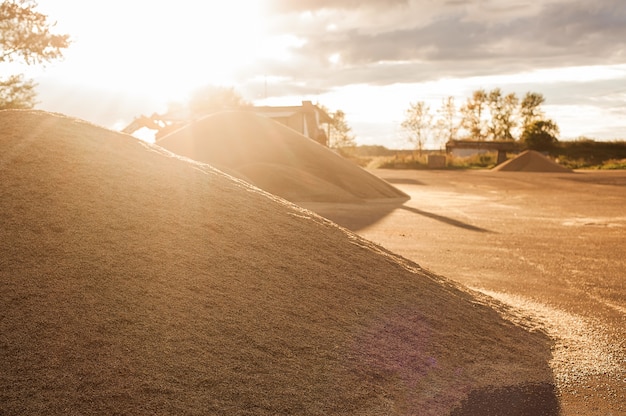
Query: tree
520,92,546,131
187,85,250,118
486,88,518,141
456,88,555,143
127,85,251,139
401,101,432,155
327,109,356,149
0,74,36,109
501,92,519,140
434,96,458,148
521,119,559,151
459,89,487,140
519,92,559,150
0,0,70,109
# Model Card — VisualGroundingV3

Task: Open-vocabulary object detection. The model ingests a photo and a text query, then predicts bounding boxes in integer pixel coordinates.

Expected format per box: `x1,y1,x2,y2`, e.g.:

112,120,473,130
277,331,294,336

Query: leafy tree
521,119,559,151
0,74,36,109
0,0,70,109
454,88,556,144
401,101,432,155
520,92,546,131
187,85,250,118
327,109,355,149
518,92,559,149
486,88,518,140
459,89,487,140
501,92,520,140
433,90,516,143
124,85,251,139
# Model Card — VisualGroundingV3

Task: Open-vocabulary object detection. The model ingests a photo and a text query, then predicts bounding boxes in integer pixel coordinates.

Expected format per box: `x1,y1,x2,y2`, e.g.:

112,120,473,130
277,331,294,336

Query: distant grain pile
1,110,556,415
156,111,408,202
493,150,572,172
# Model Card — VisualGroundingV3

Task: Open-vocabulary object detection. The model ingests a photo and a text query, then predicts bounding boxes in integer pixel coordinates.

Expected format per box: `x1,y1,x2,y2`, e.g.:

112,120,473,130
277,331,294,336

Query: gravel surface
302,169,626,415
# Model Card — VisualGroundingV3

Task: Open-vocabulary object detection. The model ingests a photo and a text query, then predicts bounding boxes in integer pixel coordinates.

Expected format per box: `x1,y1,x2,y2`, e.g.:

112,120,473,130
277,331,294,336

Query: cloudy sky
26,0,626,148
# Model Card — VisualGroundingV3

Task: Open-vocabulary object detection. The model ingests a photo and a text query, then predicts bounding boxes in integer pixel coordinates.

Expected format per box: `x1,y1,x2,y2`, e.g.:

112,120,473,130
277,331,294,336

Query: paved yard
301,169,626,415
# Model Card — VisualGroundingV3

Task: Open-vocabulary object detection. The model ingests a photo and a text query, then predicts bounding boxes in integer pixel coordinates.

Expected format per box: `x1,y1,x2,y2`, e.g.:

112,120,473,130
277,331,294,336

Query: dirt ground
301,169,626,415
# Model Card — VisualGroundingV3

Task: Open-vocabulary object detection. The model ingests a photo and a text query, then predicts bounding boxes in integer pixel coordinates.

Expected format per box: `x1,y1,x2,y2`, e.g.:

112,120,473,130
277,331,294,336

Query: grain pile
493,150,572,172
156,111,408,203
1,110,557,415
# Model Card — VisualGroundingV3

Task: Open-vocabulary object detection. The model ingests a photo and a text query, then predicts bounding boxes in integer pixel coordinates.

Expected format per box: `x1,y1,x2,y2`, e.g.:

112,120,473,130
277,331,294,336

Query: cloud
28,0,626,142
255,0,626,96
266,0,410,13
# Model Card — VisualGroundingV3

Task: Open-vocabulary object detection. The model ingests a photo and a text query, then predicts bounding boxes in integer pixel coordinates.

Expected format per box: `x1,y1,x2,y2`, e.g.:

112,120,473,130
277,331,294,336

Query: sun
150,1,269,86
39,0,276,103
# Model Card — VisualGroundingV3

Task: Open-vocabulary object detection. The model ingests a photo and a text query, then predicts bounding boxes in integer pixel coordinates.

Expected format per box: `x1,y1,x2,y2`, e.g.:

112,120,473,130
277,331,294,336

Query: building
253,101,332,146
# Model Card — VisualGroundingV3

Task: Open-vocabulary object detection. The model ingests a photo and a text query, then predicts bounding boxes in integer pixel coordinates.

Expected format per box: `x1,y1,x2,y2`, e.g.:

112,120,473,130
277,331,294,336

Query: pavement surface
301,169,625,415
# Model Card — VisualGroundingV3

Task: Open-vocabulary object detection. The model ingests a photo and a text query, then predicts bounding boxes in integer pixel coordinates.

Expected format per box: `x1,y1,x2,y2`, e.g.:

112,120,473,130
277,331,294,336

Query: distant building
253,101,332,146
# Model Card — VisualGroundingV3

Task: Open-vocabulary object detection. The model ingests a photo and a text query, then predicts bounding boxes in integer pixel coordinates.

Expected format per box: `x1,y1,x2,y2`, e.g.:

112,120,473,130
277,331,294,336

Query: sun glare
39,1,278,103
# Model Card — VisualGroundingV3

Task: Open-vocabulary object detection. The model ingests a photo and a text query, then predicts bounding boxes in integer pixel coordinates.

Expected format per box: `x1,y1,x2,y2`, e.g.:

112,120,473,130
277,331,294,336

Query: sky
19,0,626,148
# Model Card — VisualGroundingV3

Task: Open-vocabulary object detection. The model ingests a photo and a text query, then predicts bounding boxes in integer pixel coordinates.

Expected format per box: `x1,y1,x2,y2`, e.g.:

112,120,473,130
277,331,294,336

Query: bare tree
327,109,356,149
401,101,432,156
434,96,458,149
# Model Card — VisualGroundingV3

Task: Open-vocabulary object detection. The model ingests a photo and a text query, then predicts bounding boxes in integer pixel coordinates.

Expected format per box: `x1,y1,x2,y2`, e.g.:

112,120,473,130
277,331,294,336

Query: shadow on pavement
303,200,491,234
384,177,427,186
400,206,491,233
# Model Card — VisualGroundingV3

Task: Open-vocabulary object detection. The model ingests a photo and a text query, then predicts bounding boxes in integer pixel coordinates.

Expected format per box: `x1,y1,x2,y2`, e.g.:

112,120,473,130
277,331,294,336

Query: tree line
401,89,560,153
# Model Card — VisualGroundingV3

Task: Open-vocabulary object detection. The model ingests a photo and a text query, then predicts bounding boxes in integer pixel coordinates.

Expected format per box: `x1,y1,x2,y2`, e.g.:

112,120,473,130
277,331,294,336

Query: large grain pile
1,110,557,415
156,111,408,203
493,150,572,172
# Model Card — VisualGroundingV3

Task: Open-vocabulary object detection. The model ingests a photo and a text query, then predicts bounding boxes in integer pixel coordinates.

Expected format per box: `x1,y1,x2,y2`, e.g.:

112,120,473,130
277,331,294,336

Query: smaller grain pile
493,150,572,172
156,111,408,202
